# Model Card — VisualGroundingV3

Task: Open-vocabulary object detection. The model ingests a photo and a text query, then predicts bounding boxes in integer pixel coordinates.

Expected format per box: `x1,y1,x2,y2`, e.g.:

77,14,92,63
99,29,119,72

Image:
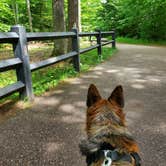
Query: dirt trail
0,44,166,166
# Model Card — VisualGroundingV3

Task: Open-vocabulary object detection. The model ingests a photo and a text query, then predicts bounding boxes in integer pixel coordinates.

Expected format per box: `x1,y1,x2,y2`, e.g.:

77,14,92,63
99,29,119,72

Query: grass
0,46,116,102
117,37,166,46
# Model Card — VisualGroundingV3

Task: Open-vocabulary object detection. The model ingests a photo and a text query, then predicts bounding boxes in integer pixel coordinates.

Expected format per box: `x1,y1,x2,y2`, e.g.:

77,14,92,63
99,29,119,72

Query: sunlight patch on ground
135,54,143,58
70,78,83,85
79,85,88,89
59,103,85,123
59,104,75,113
93,66,104,71
82,75,99,79
69,91,79,95
61,115,84,123
73,101,85,107
143,122,166,136
126,111,142,126
43,142,64,156
53,90,64,94
106,69,119,73
158,122,166,135
35,97,60,106
131,84,145,89
125,99,144,126
104,65,163,91
94,71,103,75
132,79,147,83
147,77,161,82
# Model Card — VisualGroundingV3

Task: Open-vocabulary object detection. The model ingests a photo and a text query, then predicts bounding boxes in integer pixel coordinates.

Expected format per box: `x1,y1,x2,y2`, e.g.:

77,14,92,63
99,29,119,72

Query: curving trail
0,44,165,166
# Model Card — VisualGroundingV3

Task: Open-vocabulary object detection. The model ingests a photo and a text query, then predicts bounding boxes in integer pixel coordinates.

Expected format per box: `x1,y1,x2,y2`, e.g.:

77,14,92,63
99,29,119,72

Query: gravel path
0,44,166,166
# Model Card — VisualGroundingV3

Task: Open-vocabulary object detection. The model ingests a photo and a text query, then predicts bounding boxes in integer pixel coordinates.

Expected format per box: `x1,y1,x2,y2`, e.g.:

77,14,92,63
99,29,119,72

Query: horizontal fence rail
101,31,115,35
0,58,22,72
27,32,76,41
0,32,19,43
79,32,99,37
101,40,114,46
0,25,116,101
0,81,25,99
80,44,100,54
30,51,78,71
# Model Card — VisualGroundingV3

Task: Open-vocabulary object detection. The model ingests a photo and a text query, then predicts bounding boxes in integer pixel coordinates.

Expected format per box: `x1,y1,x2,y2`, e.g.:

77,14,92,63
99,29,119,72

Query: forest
0,0,166,41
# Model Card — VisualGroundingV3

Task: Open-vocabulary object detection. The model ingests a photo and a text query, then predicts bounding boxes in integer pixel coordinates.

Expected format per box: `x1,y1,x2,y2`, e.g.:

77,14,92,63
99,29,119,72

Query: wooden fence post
97,30,102,58
72,28,80,72
112,30,116,48
11,25,34,101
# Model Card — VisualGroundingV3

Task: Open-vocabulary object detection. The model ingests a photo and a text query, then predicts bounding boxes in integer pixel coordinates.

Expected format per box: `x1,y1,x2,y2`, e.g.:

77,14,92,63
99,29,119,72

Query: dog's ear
87,84,102,107
108,85,124,108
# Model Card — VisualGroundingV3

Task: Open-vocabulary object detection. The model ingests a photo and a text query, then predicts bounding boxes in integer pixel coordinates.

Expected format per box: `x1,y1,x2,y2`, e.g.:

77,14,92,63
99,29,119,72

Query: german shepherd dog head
79,84,141,166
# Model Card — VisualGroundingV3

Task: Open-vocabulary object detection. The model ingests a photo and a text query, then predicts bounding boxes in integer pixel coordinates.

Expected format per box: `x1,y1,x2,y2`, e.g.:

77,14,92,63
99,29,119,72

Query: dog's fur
79,84,140,166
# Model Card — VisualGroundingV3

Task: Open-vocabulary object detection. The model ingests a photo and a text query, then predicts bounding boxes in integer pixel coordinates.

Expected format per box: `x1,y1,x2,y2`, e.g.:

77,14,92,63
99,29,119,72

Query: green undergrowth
0,47,116,102
117,37,166,46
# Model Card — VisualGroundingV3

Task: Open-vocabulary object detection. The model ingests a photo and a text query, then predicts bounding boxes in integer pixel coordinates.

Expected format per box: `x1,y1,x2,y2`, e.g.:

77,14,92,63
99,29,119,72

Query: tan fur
82,84,140,166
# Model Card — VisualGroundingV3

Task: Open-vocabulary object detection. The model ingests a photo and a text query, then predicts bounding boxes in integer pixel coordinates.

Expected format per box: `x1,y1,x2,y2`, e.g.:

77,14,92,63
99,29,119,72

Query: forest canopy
0,0,165,41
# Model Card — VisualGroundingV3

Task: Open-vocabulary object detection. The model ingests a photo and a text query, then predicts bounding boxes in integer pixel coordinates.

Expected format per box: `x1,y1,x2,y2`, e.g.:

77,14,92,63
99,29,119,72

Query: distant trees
81,0,101,31
0,0,53,32
0,0,14,31
96,0,118,31
0,0,165,41
96,0,166,40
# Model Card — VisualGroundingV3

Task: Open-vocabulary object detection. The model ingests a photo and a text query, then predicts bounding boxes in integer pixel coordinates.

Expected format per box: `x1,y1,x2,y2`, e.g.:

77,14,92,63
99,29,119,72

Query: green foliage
0,0,53,32
33,47,115,95
96,0,118,31
138,0,166,40
117,37,166,46
0,47,115,101
80,47,116,71
98,0,166,40
81,0,102,31
0,0,14,31
0,0,165,40
32,65,77,95
81,0,166,41
30,0,53,32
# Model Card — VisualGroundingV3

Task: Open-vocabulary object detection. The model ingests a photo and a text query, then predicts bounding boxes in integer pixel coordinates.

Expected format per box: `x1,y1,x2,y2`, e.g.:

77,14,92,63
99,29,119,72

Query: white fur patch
102,150,112,166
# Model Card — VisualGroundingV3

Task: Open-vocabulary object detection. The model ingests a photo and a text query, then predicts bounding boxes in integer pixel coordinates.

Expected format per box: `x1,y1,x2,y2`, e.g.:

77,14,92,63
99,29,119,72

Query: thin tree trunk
78,0,81,32
12,1,19,24
26,0,33,32
52,0,66,56
15,3,19,24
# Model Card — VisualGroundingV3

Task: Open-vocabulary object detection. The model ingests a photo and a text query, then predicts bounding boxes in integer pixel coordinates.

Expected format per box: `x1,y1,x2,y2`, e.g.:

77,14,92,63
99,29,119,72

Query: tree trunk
68,0,80,31
52,0,66,56
78,0,81,32
26,0,33,32
68,0,81,51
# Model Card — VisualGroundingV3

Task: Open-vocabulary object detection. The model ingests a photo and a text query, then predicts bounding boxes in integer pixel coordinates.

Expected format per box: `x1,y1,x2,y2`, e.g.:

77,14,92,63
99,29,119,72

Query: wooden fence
0,25,115,101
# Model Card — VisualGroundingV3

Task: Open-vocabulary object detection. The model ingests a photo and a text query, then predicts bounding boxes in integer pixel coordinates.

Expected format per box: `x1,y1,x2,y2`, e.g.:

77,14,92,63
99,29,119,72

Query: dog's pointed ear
108,85,124,108
87,84,102,107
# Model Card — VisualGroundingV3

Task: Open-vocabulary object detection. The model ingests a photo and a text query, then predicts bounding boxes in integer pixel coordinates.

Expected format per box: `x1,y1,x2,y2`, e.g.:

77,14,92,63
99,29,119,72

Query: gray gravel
0,44,166,166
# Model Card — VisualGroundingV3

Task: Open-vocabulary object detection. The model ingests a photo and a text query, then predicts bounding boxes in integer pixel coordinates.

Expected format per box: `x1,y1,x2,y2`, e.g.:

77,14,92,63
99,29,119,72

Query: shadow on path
0,44,166,166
